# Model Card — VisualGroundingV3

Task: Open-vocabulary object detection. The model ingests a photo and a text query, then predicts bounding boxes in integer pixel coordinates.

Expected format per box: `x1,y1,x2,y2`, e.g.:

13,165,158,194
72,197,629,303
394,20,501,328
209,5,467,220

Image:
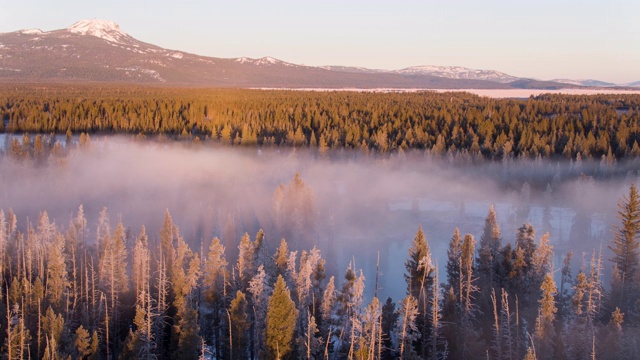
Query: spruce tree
266,275,298,360
404,225,434,358
534,273,557,360
609,184,640,318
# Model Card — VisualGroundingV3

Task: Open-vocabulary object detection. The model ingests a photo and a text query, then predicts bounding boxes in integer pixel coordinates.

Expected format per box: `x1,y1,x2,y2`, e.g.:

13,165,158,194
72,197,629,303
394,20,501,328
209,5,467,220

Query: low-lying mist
1,137,637,300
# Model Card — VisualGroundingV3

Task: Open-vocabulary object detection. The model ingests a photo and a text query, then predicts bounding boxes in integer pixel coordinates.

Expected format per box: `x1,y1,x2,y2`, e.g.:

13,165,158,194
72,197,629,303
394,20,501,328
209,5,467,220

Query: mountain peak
67,19,129,44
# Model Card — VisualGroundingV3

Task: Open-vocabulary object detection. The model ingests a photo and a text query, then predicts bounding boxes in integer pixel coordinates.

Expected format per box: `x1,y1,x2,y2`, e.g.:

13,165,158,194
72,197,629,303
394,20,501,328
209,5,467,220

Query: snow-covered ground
256,88,640,98
435,88,640,98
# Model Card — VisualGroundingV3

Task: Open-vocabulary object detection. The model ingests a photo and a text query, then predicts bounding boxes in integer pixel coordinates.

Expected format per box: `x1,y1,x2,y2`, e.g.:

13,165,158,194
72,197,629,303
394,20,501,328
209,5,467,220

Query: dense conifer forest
2,86,640,359
2,84,640,160
0,179,638,359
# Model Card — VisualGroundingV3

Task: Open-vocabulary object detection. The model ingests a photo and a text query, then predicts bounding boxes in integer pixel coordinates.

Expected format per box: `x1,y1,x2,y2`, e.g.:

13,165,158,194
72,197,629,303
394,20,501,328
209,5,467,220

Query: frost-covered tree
132,226,150,302
395,294,419,360
96,207,110,265
202,237,228,359
236,232,254,289
359,297,382,360
274,238,290,279
46,232,68,311
248,265,272,358
320,275,336,353
404,225,435,357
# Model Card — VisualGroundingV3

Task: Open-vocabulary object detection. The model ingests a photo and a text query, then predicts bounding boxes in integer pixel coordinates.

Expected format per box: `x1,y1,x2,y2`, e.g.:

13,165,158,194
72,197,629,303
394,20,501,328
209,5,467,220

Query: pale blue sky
1,0,639,83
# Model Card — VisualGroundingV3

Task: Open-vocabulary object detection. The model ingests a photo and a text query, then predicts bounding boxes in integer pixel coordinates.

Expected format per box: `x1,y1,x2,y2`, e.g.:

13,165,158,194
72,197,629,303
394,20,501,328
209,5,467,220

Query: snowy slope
67,19,132,45
551,79,617,87
0,19,626,89
394,65,519,83
234,56,298,67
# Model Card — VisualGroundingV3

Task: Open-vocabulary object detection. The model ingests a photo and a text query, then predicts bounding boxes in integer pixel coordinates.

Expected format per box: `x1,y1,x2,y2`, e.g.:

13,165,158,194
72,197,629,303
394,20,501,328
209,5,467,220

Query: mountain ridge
0,19,632,89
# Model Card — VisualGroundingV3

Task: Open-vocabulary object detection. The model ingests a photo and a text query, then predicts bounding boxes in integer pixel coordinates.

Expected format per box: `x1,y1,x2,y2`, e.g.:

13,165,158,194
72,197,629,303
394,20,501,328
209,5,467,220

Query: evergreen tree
132,226,150,303
202,237,229,359
170,232,202,360
46,232,68,311
533,273,557,360
274,238,290,279
403,225,434,357
381,297,399,360
320,275,336,355
236,232,254,288
248,265,272,359
228,290,249,360
395,294,420,360
266,275,299,360
73,325,94,359
608,184,640,319
445,228,462,301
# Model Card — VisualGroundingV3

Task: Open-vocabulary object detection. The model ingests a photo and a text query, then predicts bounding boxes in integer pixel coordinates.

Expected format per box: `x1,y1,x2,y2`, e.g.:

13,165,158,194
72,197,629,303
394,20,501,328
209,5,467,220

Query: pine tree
274,238,290,279
405,226,435,300
381,297,399,360
533,273,557,360
601,307,624,359
531,233,553,291
41,306,65,357
46,232,68,311
171,232,202,358
73,325,93,359
320,275,336,352
395,294,419,360
404,225,434,357
132,226,150,302
248,265,272,358
360,297,382,360
608,184,640,318
160,209,176,286
236,232,254,288
266,275,298,360
445,228,462,301
202,237,228,359
477,207,504,350
460,234,477,316
103,221,129,348
96,207,110,269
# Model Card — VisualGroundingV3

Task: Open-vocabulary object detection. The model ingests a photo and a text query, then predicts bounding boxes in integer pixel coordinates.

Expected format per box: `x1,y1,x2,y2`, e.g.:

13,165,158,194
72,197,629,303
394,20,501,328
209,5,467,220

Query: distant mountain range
0,19,637,89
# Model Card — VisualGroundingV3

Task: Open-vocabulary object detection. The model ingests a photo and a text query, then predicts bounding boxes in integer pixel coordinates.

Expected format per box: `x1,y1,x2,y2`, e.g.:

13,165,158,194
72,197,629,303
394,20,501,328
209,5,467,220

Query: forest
1,86,640,359
2,84,640,160
0,179,638,360
0,134,639,360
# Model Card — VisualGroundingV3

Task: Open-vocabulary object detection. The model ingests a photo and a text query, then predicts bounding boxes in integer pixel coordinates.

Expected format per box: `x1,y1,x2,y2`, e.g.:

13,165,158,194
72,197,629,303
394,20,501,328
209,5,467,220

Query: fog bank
1,137,637,299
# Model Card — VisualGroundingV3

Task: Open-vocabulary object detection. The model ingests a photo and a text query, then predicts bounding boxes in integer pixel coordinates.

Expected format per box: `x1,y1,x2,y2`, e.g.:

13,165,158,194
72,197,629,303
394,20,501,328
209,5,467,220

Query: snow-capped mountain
0,19,586,89
394,65,519,83
551,79,617,87
234,56,298,67
66,19,135,45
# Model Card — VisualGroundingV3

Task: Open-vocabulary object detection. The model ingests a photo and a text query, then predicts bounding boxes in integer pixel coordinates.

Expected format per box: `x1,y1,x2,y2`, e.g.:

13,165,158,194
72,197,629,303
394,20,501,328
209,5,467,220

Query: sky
1,0,639,84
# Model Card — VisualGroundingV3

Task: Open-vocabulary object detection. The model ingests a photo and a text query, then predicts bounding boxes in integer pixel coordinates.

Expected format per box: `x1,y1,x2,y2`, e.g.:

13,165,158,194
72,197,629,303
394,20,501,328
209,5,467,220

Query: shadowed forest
1,87,640,359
